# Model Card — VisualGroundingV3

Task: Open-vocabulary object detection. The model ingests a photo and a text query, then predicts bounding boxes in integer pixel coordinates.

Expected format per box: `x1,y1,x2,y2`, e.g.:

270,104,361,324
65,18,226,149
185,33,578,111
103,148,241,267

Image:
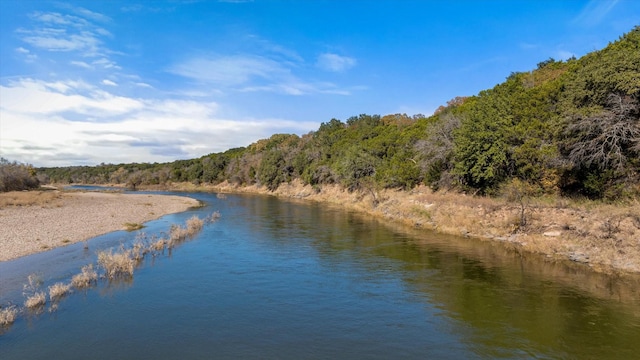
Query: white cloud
0,78,318,166
15,47,38,62
1,79,142,116
70,60,92,69
135,82,153,88
102,79,118,86
92,58,121,70
316,53,357,72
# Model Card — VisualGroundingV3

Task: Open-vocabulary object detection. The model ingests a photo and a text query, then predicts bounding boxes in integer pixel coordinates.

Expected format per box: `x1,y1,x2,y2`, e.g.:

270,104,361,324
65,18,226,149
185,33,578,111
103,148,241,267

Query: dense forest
35,27,640,200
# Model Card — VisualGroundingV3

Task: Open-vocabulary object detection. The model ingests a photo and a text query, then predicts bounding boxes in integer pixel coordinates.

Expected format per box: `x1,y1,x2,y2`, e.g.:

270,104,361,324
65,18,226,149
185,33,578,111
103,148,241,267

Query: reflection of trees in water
242,194,640,357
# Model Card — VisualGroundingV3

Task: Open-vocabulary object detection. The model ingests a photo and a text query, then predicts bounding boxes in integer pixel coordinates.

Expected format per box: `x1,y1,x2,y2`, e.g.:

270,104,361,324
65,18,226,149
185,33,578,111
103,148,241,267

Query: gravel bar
0,192,200,261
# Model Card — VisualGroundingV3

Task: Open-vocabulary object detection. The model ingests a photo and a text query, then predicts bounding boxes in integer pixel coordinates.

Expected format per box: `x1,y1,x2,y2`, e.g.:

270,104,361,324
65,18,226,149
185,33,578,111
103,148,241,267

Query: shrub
151,238,166,252
71,264,98,288
208,211,221,223
169,224,189,245
98,248,136,279
49,282,72,301
0,306,18,326
186,215,204,234
24,292,46,309
23,274,45,309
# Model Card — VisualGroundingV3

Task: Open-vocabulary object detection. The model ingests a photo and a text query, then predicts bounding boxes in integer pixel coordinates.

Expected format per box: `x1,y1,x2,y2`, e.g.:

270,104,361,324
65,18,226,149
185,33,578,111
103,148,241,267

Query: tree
565,93,640,172
415,112,461,190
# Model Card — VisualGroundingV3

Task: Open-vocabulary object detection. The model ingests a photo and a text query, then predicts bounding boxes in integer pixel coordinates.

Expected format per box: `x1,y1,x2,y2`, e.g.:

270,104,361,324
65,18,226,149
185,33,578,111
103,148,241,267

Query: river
1,191,639,359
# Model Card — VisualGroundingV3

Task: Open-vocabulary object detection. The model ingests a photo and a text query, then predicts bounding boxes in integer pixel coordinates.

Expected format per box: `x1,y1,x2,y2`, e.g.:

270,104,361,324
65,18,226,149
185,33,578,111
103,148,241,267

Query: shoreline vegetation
162,180,640,276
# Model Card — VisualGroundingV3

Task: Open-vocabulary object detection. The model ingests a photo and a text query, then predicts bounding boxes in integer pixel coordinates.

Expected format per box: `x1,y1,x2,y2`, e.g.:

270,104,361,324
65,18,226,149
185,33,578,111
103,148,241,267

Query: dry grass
48,282,72,301
0,190,62,208
71,264,98,288
186,215,204,233
151,238,167,252
22,274,45,309
169,224,189,244
167,215,205,248
97,248,136,279
208,211,221,223
0,306,18,326
24,291,46,309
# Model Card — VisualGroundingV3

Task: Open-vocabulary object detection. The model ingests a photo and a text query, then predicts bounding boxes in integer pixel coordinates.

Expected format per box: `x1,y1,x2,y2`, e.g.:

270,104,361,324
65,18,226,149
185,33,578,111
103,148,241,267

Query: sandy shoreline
0,191,200,261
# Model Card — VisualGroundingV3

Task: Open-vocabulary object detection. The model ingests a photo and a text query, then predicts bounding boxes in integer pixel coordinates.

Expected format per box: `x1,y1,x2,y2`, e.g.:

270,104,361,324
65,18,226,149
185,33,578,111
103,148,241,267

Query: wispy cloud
70,60,92,69
15,47,38,62
16,7,113,60
170,53,358,96
170,55,288,86
316,53,357,72
573,0,619,26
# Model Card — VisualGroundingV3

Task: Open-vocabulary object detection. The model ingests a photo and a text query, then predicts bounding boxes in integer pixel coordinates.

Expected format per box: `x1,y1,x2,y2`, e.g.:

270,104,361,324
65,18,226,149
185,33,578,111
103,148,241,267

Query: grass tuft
97,248,136,279
48,282,72,301
151,238,166,252
208,211,221,223
0,306,18,326
71,264,98,289
186,215,204,234
24,291,46,309
23,274,46,309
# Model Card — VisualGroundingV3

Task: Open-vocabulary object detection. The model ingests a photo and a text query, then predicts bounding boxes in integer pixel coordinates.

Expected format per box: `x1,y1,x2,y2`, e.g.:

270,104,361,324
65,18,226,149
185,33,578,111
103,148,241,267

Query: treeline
39,27,640,200
0,158,40,192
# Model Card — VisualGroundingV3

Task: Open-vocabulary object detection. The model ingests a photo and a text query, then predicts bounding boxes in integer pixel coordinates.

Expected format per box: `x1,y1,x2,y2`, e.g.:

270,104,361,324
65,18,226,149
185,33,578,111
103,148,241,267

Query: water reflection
237,195,640,359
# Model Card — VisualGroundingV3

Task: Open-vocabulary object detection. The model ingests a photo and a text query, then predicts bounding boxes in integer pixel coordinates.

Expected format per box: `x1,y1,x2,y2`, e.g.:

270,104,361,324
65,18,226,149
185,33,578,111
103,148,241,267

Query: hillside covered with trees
38,27,640,201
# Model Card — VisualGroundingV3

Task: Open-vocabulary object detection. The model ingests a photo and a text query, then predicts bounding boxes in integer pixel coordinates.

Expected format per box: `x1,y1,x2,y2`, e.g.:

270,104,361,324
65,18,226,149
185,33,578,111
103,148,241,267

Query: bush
71,264,98,288
97,248,136,279
49,282,72,301
0,306,18,326
0,158,39,192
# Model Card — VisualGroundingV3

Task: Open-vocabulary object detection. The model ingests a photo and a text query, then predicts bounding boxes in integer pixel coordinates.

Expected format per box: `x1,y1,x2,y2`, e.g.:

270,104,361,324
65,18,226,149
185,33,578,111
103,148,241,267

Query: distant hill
38,26,640,200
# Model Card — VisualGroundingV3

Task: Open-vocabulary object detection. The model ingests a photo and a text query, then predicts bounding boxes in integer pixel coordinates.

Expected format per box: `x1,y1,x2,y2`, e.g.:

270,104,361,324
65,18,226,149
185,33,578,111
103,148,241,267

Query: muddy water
1,192,639,359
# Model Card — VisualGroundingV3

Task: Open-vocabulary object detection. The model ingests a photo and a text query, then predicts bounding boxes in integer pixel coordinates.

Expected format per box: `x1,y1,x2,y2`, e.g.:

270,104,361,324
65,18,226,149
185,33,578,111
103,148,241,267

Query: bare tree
415,112,461,189
565,93,640,172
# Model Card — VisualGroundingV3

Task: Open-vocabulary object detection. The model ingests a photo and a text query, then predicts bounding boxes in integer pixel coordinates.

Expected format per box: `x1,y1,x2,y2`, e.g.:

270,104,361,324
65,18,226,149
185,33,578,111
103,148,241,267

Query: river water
1,191,639,359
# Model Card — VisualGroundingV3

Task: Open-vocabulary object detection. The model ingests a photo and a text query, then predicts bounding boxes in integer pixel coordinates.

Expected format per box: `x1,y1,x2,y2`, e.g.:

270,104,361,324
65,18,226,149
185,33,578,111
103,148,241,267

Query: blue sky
1,0,638,167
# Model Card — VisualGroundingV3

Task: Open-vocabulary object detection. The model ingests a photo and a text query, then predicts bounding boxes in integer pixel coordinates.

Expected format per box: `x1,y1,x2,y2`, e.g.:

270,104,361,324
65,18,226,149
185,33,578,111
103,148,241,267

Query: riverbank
161,180,640,275
0,190,200,261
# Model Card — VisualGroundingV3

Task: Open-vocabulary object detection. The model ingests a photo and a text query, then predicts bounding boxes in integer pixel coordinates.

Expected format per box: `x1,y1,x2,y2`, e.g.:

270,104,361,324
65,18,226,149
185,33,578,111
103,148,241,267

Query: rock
543,231,562,237
569,252,590,263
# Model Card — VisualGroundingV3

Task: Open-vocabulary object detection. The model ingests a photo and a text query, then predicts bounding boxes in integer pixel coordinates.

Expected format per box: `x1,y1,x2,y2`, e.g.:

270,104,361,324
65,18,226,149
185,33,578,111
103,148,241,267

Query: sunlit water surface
1,191,639,359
